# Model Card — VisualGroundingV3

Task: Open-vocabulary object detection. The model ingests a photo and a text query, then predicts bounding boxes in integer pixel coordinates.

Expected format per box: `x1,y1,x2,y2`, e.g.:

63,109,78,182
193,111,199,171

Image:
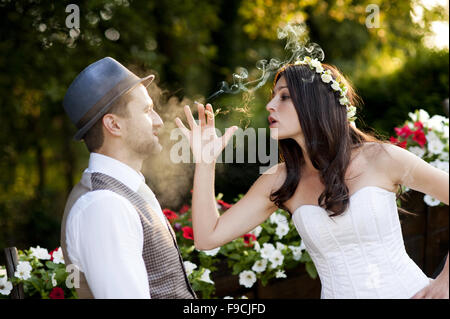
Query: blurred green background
0,0,448,261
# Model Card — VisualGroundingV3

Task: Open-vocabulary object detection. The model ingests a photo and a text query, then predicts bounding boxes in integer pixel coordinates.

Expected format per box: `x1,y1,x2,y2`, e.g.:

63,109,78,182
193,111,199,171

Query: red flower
217,199,232,209
390,136,399,144
414,121,424,130
49,287,65,299
182,226,194,240
398,141,407,149
179,204,190,214
241,234,257,247
394,125,413,138
390,136,407,149
162,209,178,220
412,129,427,147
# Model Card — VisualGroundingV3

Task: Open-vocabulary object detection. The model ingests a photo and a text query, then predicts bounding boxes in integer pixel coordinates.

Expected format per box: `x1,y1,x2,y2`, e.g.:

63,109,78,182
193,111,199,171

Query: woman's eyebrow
273,86,288,94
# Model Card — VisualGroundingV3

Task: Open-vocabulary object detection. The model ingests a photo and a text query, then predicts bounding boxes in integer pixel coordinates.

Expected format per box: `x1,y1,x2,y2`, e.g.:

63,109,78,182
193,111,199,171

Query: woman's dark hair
269,63,384,217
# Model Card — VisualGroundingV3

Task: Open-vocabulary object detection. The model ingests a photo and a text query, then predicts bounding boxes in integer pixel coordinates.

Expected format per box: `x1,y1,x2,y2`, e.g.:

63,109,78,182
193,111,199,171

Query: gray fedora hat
63,57,154,140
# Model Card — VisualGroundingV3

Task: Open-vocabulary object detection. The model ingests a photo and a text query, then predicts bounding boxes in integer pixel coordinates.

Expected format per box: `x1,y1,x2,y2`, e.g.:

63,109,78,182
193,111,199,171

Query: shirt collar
84,153,145,192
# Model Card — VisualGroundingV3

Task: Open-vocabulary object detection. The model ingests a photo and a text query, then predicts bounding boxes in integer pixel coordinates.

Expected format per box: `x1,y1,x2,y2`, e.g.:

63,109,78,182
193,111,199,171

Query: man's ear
102,114,123,137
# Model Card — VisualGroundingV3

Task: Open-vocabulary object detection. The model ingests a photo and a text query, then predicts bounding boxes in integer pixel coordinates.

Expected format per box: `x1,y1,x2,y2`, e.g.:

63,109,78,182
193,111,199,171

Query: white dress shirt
65,153,168,299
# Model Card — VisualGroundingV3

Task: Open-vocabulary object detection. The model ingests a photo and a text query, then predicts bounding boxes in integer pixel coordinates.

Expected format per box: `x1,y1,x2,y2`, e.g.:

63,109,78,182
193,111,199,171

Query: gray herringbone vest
60,172,196,299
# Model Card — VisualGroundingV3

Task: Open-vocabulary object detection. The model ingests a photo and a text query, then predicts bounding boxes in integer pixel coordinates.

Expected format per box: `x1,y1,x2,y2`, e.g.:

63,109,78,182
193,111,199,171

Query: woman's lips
268,116,278,127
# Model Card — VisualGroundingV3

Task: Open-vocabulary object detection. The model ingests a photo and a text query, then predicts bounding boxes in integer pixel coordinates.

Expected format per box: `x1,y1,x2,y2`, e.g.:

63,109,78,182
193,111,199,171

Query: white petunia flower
239,270,257,288
260,243,276,259
424,194,440,207
250,226,262,238
299,240,306,251
408,146,426,158
0,276,13,296
183,261,197,276
418,109,430,122
276,242,286,251
439,152,449,161
427,132,445,154
52,247,65,264
253,241,261,252
14,261,32,280
430,160,449,173
288,245,303,261
0,267,6,277
199,269,215,285
51,272,57,287
223,296,234,299
30,246,51,260
427,115,447,133
269,250,285,269
252,259,268,273
275,270,287,279
275,223,289,239
199,247,220,256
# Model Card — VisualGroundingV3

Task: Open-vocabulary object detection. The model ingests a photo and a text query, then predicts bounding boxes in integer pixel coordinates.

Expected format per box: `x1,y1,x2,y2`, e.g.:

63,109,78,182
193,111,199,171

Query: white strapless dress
291,186,432,299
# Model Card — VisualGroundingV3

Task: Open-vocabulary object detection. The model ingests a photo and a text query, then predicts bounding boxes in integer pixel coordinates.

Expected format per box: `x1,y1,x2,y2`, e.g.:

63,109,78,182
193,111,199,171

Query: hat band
76,75,140,129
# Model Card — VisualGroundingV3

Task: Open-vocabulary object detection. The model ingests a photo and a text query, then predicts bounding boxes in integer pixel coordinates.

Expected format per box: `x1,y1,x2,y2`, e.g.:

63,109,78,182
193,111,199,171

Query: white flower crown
294,56,357,123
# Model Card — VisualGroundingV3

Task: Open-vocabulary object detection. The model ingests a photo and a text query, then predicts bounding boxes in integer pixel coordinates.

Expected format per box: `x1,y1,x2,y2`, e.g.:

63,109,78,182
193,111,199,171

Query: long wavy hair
269,63,384,217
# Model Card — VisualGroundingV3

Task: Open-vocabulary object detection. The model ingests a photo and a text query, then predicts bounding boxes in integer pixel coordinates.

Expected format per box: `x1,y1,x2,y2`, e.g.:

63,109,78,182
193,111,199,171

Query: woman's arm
379,143,449,299
379,143,448,205
192,162,283,250
175,103,284,250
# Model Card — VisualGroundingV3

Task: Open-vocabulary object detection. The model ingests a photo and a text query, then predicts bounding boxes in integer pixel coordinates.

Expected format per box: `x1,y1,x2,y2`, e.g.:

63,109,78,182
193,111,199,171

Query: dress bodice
291,186,431,299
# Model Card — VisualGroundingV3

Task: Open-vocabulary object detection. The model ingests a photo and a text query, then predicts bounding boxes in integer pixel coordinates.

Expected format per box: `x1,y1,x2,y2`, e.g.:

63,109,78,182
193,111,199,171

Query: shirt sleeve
73,190,151,299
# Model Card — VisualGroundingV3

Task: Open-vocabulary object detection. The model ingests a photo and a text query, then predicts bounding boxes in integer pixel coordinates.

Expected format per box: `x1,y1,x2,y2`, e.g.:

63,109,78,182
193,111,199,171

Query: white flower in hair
321,72,333,83
347,105,357,119
310,58,322,68
331,80,341,92
339,96,349,106
315,65,324,73
293,56,357,124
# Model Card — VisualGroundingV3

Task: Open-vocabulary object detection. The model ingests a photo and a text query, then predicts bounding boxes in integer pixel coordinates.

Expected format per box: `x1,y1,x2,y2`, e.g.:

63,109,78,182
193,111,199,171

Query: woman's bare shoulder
255,162,287,194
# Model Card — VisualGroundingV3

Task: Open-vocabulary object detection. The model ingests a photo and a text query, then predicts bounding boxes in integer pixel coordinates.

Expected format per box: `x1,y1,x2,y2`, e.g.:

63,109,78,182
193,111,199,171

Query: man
60,57,196,299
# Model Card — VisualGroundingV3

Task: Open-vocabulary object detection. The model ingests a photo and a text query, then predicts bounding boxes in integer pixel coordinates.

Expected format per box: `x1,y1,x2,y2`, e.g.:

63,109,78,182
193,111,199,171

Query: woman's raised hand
175,102,238,164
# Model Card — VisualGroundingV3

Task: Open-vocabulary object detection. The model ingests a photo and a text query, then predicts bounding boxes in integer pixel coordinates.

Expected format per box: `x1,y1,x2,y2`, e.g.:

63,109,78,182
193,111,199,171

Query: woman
174,57,449,299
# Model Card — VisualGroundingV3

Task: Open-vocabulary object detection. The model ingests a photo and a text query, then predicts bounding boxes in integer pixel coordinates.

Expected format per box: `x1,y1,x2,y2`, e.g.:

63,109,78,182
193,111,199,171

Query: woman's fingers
195,102,206,127
175,117,190,138
184,105,196,129
221,126,238,148
205,103,215,128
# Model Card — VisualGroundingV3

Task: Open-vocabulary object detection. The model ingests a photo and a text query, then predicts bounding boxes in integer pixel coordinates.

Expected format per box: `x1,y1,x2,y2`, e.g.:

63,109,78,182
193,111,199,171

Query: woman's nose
266,98,276,112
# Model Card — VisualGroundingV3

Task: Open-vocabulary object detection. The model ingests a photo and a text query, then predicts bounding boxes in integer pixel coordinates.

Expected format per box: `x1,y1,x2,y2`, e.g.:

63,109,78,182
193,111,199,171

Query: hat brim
73,74,155,141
